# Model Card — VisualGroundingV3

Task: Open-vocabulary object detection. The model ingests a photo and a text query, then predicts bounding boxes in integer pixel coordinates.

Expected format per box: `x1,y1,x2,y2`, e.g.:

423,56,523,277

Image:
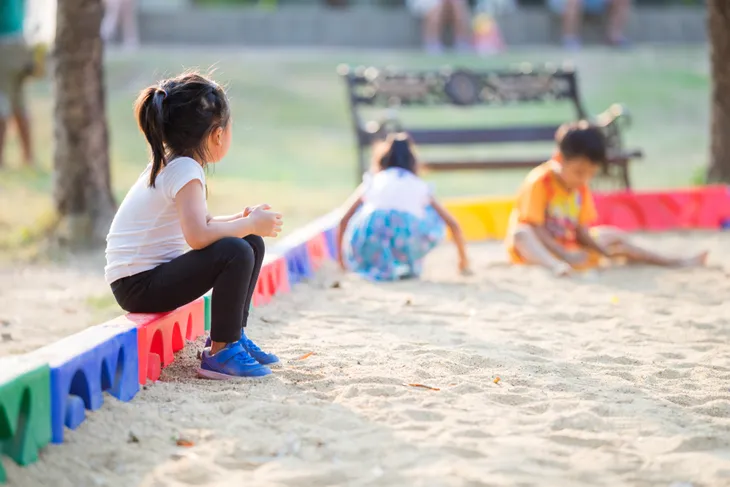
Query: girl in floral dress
337,133,470,281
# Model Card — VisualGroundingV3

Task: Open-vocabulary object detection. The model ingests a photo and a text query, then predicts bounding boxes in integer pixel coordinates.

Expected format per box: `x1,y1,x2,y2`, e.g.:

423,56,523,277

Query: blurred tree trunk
53,0,116,248
707,0,730,184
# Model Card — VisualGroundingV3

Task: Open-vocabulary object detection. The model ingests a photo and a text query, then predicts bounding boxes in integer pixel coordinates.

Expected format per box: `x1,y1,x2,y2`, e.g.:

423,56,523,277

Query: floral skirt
344,206,445,282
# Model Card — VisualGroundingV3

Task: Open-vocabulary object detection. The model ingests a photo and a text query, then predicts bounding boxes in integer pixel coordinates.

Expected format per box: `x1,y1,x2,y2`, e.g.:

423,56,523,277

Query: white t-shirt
361,168,432,218
104,157,206,284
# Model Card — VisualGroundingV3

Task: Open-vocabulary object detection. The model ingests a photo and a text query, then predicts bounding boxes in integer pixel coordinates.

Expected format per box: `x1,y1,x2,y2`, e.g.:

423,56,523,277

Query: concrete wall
138,6,707,47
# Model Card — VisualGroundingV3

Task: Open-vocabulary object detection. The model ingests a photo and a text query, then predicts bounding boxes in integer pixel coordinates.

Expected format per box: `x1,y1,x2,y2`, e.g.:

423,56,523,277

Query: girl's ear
208,126,224,148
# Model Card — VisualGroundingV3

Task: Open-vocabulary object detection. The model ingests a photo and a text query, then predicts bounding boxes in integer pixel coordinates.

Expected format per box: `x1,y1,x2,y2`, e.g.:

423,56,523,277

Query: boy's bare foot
675,251,708,268
551,262,573,277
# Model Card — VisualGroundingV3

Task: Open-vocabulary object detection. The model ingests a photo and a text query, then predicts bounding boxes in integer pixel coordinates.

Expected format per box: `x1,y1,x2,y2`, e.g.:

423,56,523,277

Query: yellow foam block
443,197,515,241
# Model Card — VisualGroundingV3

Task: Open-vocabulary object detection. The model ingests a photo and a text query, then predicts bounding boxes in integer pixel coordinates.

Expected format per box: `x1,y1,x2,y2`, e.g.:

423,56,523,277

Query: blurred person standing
0,0,34,168
548,0,631,50
101,0,139,49
407,0,472,54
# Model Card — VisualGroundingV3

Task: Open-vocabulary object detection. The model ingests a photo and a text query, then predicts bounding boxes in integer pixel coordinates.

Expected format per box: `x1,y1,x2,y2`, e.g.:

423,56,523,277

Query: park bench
338,64,643,189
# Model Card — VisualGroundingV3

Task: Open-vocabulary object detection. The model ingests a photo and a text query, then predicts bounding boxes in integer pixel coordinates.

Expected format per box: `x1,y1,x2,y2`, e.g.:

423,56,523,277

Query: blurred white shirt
361,167,432,219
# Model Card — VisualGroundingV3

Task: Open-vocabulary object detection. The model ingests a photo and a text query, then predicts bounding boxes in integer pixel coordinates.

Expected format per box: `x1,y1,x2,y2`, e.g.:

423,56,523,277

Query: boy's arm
576,226,611,257
530,224,574,262
336,184,366,268
430,197,470,273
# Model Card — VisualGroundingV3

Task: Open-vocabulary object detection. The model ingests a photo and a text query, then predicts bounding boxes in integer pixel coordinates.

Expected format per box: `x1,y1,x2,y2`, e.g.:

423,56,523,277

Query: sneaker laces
216,343,257,365
241,334,263,353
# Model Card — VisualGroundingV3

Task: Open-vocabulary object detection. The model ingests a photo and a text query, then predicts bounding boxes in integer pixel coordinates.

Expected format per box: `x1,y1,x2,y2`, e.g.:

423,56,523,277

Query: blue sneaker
198,343,272,380
205,333,280,366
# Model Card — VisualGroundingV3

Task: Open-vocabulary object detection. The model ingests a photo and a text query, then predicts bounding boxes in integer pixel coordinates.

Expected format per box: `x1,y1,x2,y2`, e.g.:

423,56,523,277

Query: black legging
110,235,265,343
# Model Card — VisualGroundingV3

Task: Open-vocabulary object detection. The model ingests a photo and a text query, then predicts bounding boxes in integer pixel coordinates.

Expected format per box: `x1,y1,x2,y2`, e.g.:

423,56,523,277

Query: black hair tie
153,88,167,117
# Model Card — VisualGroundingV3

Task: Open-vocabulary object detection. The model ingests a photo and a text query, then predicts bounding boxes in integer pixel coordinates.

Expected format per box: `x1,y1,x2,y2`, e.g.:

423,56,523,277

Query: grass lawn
0,45,710,257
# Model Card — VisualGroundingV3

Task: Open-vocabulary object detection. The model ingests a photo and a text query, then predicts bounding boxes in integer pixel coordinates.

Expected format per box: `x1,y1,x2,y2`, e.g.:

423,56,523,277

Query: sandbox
4,231,730,487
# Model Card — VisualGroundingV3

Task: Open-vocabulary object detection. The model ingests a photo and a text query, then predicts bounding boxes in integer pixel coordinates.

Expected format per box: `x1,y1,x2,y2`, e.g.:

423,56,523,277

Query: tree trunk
53,0,116,248
707,0,730,184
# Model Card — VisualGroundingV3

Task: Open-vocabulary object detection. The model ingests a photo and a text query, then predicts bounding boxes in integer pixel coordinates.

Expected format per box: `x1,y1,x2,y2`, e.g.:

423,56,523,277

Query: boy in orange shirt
505,122,707,276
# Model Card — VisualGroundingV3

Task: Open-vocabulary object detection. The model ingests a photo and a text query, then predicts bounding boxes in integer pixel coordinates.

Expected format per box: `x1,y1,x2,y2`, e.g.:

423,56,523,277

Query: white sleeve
163,158,206,201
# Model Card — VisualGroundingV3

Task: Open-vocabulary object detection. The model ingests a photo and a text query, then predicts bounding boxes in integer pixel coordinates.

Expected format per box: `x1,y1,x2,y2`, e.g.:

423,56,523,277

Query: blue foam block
31,319,140,444
285,243,313,284
323,226,338,260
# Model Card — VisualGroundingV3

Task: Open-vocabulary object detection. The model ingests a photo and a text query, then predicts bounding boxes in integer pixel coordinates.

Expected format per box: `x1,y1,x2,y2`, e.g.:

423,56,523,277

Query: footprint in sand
692,400,730,418
402,409,446,422
653,369,686,380
582,354,642,366
453,428,492,439
548,434,614,449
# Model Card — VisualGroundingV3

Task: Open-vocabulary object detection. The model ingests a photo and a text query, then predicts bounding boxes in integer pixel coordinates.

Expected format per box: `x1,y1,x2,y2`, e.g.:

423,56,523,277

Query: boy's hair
371,132,418,174
555,121,607,165
134,71,230,187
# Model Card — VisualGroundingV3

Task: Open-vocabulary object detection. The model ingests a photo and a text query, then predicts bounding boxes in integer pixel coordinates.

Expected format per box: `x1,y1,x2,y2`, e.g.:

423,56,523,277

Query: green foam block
204,294,211,332
0,360,52,483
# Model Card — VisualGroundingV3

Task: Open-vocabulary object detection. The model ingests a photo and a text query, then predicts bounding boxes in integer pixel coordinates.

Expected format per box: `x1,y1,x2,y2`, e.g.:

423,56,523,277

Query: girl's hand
458,256,472,276
242,204,268,218
247,204,283,237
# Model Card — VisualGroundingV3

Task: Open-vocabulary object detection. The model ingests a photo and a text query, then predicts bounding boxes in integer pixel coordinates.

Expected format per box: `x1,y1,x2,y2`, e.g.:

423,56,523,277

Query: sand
3,231,730,487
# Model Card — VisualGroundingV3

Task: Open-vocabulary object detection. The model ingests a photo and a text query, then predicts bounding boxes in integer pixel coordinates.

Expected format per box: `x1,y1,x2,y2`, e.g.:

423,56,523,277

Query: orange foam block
125,298,206,385
253,256,290,307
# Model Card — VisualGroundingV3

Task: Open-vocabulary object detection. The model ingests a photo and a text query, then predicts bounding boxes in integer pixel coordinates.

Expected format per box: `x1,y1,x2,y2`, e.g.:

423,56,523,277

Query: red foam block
306,232,329,272
593,186,730,232
253,257,290,307
126,298,206,385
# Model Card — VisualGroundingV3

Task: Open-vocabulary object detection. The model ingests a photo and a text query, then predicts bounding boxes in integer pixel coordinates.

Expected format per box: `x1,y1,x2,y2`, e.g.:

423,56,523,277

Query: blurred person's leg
444,0,472,52
409,0,445,54
606,0,631,47
562,0,583,49
0,79,8,169
0,39,33,168
101,0,121,42
0,115,6,169
12,81,33,167
119,0,139,49
547,0,582,50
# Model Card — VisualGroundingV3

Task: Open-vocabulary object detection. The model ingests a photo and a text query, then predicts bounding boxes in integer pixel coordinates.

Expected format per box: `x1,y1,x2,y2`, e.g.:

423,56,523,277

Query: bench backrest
338,64,589,149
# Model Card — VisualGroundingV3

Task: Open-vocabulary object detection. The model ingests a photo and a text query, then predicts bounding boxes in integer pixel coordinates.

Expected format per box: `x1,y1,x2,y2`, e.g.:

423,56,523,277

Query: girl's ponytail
379,133,417,174
134,86,168,187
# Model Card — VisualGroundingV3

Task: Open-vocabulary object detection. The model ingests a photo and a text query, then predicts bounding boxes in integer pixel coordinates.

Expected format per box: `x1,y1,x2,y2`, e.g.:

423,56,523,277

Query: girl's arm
206,205,261,223
430,197,471,274
207,212,244,223
336,185,366,270
177,181,282,250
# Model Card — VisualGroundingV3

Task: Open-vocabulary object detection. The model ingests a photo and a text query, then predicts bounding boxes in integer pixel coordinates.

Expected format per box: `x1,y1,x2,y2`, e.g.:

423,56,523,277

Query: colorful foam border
1,187,728,482
442,185,730,241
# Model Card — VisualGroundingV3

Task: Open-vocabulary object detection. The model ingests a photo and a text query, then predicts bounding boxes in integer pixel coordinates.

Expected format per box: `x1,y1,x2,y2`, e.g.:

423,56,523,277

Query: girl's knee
243,234,265,255
215,236,255,260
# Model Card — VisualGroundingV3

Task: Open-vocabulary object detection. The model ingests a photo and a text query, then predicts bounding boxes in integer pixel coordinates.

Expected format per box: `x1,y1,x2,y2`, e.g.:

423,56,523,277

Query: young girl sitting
105,72,283,380
337,133,470,281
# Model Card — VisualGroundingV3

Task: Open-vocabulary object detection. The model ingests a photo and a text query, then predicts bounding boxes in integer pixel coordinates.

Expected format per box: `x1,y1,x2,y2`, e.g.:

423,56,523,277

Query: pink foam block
306,232,329,272
125,298,206,385
253,256,290,307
